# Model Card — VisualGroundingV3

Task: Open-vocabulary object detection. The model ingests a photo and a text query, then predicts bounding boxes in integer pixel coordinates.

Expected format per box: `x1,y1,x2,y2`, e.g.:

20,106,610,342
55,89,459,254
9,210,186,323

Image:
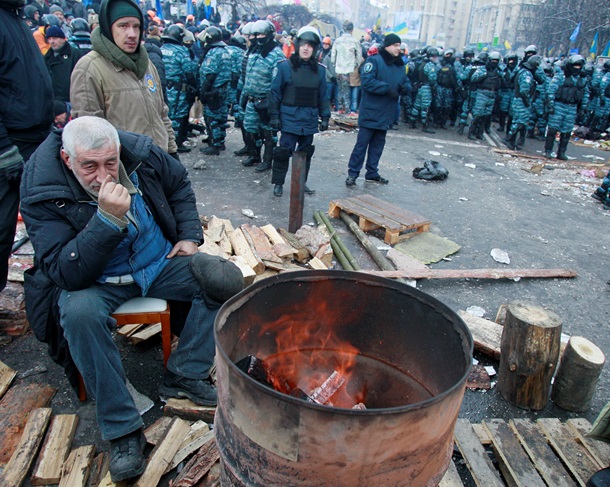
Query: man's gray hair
62,116,120,159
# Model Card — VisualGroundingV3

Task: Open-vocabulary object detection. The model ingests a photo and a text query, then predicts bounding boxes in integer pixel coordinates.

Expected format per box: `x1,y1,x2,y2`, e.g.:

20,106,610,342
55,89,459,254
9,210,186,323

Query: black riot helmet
463,48,475,59
162,24,185,44
427,47,439,58
567,54,585,74
251,19,275,46
603,59,610,72
295,25,320,51
71,17,90,33
474,52,488,65
203,26,223,45
489,51,501,65
41,13,61,27
523,54,542,71
505,54,518,67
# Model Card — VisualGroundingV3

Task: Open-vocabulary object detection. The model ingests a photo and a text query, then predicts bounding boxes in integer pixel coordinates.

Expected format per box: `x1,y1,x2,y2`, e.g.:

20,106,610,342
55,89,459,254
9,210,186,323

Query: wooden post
497,301,562,410
288,151,306,233
551,336,605,412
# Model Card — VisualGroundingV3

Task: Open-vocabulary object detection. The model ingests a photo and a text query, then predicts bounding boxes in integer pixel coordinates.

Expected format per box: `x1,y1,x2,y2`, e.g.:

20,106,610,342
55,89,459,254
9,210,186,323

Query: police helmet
489,51,502,61
524,44,537,54
232,35,247,49
204,26,222,45
41,13,61,27
427,47,439,58
524,54,542,70
71,17,89,33
400,43,408,52
240,22,253,37
444,48,454,57
251,19,274,36
463,48,475,58
183,29,195,44
409,48,420,59
289,28,298,37
603,59,610,71
222,28,231,42
505,54,518,64
296,25,321,49
475,52,489,64
162,24,185,43
568,54,585,66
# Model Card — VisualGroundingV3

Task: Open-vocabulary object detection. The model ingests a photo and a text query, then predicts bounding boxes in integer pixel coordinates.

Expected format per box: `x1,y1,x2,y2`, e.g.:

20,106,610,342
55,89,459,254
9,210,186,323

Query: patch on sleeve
272,66,278,79
363,62,374,73
144,73,157,92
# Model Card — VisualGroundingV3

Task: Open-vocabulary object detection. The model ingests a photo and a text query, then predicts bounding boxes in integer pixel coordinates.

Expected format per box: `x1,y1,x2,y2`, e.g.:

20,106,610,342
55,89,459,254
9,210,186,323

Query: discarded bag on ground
412,160,449,181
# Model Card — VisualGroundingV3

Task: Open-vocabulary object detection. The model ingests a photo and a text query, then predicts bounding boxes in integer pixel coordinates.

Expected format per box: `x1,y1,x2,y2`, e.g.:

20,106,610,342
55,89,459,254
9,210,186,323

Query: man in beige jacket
70,0,179,157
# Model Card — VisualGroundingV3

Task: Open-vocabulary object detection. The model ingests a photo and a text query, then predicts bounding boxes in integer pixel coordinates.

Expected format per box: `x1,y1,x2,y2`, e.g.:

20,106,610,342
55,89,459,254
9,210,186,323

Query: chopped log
0,281,28,335
163,398,216,424
86,452,109,487
198,239,231,260
308,257,328,270
228,228,265,274
272,242,297,259
0,360,16,399
129,322,162,344
58,444,95,487
134,417,191,487
262,259,303,273
241,224,282,263
116,323,146,337
364,267,578,280
229,255,256,286
31,414,79,485
253,269,279,283
236,355,291,394
262,225,298,259
309,371,345,405
197,460,221,487
171,434,220,487
278,228,310,262
204,225,225,243
260,224,286,245
165,427,214,474
207,216,234,234
314,242,333,267
495,304,508,326
458,310,503,360
218,232,233,255
551,336,605,412
0,408,52,487
0,382,56,466
144,415,174,445
96,470,120,487
466,364,491,389
497,301,562,410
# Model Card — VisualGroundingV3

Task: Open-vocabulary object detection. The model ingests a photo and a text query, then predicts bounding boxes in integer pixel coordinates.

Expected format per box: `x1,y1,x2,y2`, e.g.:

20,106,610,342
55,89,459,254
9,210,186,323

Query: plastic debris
466,305,485,317
242,208,255,218
465,163,476,169
491,248,510,264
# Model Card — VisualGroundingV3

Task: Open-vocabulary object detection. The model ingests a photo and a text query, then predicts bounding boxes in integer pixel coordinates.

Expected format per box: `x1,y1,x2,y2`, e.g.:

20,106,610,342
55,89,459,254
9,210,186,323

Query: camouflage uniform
435,58,459,128
507,67,536,137
226,43,244,109
458,64,478,130
497,60,518,131
161,40,198,131
200,42,233,148
469,62,501,139
528,71,549,139
410,59,437,131
591,69,610,133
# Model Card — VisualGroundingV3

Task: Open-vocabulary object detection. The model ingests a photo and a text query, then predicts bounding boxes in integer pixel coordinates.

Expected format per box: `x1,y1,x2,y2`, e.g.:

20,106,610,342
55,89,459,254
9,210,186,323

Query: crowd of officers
402,44,610,160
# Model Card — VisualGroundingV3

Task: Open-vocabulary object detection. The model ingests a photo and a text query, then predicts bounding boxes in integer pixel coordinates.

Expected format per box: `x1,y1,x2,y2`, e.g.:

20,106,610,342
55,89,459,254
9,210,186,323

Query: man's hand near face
98,174,131,219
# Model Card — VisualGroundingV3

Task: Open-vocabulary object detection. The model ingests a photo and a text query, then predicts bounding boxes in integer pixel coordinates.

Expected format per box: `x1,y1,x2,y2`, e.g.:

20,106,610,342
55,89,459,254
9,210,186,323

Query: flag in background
504,40,511,50
375,13,381,31
569,22,581,43
155,0,163,19
589,32,599,58
392,22,409,36
603,41,610,57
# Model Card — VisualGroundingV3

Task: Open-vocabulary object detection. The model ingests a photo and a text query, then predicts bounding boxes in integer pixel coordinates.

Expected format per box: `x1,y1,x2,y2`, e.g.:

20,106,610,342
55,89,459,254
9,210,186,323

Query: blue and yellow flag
602,41,610,57
504,40,511,50
569,22,581,43
589,32,599,59
392,22,408,36
375,13,381,31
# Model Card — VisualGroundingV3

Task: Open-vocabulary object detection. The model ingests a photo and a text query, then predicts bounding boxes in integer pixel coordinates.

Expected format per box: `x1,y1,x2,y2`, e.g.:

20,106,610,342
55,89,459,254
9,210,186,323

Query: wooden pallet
328,194,431,245
440,418,610,487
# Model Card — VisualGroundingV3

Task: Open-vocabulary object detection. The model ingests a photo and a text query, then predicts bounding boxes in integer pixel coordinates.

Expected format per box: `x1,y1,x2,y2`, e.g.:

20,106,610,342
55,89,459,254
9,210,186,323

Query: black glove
330,76,337,84
520,94,530,108
547,103,555,115
601,97,606,107
0,146,24,188
234,118,243,129
269,116,280,131
319,119,329,131
387,88,399,100
169,152,181,162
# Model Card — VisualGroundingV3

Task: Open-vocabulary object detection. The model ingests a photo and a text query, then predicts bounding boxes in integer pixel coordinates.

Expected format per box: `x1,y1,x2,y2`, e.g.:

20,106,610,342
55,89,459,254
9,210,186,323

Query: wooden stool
77,297,172,401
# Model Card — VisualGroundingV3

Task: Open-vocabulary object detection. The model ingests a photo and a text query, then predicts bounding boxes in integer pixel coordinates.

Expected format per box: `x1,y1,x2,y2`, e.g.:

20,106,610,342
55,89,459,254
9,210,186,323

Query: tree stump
551,336,605,412
497,301,562,410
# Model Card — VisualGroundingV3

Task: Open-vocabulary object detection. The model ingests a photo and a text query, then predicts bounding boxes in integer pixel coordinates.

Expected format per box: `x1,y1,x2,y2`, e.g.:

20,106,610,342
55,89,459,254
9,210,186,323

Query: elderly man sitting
20,116,243,482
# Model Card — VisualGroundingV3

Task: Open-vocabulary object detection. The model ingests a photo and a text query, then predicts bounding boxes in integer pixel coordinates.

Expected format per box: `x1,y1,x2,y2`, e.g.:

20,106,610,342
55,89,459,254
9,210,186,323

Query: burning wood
235,356,291,395
308,371,345,405
352,403,366,410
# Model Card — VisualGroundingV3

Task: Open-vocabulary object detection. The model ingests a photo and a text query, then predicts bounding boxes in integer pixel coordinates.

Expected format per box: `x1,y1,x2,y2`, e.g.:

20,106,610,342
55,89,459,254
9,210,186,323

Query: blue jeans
347,127,387,179
58,254,216,440
350,86,360,113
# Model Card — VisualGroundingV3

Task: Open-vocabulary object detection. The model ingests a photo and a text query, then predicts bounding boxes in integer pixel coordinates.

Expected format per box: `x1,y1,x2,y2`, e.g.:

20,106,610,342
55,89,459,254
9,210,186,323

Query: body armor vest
556,75,586,104
282,62,319,107
437,65,455,88
479,68,501,91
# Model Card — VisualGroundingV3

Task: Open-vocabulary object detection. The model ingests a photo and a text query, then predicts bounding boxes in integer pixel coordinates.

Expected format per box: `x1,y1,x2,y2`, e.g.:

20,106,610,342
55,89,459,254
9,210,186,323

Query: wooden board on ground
365,268,577,280
129,323,162,344
329,194,431,244
144,415,174,445
537,418,600,486
58,444,95,487
0,360,16,399
171,433,220,487
134,417,191,487
228,228,265,274
0,407,52,487
116,323,145,338
567,418,610,468
458,310,503,360
509,419,574,487
163,397,216,424
453,419,504,487
165,425,214,474
438,460,463,487
0,382,56,466
483,419,546,487
31,414,79,485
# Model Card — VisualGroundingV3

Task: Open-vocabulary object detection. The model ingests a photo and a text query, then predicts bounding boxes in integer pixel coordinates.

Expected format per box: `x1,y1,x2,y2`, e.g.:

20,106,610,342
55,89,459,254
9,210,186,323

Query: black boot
109,429,146,482
526,127,536,139
544,128,557,158
273,184,283,197
241,132,261,166
467,117,480,140
497,112,506,132
256,133,275,172
457,123,466,135
517,126,526,148
502,130,518,150
592,171,610,202
303,145,316,194
484,115,492,135
271,146,291,190
556,132,570,160
422,121,435,133
234,128,250,156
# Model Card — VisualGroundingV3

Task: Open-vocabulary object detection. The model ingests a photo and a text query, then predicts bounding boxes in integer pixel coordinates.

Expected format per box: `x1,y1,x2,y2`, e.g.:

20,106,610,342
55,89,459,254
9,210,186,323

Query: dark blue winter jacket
358,49,408,130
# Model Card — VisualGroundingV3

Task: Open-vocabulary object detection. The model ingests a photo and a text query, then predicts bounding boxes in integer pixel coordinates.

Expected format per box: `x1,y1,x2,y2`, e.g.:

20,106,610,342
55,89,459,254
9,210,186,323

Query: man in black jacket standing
0,0,54,292
45,25,83,103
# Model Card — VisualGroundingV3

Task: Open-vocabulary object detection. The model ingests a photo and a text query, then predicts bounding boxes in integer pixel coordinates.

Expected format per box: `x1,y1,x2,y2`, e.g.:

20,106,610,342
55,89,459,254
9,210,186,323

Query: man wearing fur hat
70,0,179,157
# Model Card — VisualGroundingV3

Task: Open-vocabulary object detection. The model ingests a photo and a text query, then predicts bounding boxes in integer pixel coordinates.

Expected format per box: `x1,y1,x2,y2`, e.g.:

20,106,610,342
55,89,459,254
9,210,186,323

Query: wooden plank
198,239,231,260
365,268,578,280
272,242,297,259
134,417,191,487
567,418,610,469
116,323,145,337
308,257,328,270
472,423,493,445
228,228,265,274
0,360,17,399
165,425,214,474
31,414,79,485
129,323,162,344
328,198,404,230
253,269,279,283
59,444,96,487
458,310,503,360
144,415,174,446
229,255,256,286
218,232,233,255
197,460,221,487
355,194,432,227
453,419,504,487
96,470,123,487
0,382,56,466
262,259,303,273
537,418,600,486
0,408,52,487
510,419,574,487
86,452,109,487
278,229,310,262
483,419,546,487
207,216,234,234
241,224,282,263
438,459,464,487
171,434,220,487
163,398,216,424
261,224,286,245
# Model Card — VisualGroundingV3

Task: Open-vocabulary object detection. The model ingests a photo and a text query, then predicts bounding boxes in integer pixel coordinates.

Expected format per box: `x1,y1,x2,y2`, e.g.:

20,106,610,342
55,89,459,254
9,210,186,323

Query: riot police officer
410,47,438,133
